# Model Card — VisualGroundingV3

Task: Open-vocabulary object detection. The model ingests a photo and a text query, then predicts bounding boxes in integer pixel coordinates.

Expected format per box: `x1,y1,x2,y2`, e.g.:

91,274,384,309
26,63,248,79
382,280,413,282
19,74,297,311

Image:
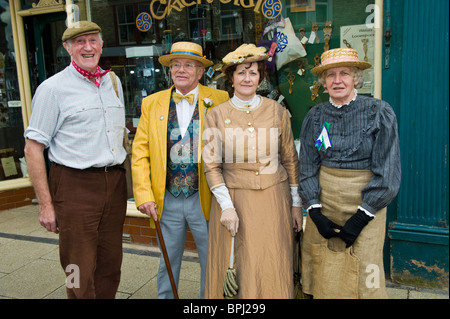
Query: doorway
23,12,68,173
24,12,68,95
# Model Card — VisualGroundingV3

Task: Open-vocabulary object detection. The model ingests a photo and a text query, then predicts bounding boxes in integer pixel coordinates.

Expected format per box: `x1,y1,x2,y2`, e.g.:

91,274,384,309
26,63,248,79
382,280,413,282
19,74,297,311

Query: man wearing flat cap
132,41,229,298
24,21,128,299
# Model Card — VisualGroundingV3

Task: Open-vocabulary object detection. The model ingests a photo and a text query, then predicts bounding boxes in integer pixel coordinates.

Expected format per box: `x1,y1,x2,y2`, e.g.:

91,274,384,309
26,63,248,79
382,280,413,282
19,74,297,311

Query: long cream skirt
205,181,295,299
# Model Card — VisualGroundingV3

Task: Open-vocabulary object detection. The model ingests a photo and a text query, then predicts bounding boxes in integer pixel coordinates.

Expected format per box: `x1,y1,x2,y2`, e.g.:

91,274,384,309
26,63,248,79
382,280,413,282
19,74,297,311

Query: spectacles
169,62,201,71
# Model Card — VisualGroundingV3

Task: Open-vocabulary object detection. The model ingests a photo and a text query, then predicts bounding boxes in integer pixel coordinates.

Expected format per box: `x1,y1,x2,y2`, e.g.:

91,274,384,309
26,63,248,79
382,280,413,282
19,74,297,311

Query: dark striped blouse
298,95,401,214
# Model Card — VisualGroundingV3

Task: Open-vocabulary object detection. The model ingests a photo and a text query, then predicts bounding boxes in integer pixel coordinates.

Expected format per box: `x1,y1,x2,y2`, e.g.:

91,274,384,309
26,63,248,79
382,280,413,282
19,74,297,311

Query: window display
2,0,378,184
0,2,24,182
91,0,376,139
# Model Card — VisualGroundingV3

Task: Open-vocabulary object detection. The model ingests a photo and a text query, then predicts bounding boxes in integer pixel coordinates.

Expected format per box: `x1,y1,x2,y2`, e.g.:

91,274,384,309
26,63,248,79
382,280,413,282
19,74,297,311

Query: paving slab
0,206,448,301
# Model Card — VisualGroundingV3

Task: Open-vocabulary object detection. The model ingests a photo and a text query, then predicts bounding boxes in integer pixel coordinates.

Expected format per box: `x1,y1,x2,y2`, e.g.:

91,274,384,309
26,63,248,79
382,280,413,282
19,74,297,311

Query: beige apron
301,166,388,299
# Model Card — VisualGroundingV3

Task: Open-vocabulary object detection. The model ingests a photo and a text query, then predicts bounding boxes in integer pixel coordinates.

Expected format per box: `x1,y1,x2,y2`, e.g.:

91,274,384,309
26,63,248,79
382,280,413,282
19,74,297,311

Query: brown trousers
49,164,127,299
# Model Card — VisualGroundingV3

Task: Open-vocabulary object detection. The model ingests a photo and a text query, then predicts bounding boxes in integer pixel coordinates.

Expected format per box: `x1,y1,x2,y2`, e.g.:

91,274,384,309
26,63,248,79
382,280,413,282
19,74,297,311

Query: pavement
0,204,448,301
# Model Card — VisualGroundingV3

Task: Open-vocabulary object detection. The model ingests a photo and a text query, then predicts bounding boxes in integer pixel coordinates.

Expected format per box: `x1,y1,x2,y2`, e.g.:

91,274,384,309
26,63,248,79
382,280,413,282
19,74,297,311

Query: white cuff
290,186,302,207
358,206,375,218
307,204,322,212
211,185,234,211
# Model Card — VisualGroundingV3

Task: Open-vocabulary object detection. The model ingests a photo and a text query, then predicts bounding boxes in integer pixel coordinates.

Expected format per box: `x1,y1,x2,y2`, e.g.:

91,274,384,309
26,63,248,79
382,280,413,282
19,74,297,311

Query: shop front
4,0,448,288
2,0,382,194
3,0,384,267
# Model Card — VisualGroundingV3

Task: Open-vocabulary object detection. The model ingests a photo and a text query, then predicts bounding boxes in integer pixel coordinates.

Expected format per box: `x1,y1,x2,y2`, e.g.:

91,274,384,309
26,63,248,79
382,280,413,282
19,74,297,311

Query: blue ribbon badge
315,121,332,151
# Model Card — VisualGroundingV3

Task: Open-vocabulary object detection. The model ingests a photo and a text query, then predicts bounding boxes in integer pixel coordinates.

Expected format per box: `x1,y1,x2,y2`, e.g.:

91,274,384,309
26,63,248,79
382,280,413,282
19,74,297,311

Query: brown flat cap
62,21,102,42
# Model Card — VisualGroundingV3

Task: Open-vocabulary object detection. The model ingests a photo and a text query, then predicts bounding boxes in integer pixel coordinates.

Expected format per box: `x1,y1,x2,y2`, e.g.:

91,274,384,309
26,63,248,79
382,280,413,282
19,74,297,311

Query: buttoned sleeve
279,106,299,186
298,108,322,208
360,102,401,213
203,105,226,189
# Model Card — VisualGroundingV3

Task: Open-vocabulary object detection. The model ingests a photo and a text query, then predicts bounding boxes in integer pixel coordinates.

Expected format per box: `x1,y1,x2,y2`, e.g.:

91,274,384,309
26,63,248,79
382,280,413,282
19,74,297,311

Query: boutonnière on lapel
203,98,214,116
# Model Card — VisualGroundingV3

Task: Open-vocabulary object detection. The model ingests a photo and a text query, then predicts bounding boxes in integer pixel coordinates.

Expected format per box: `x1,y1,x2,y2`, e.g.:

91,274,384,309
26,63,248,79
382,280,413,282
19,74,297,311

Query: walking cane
155,219,179,299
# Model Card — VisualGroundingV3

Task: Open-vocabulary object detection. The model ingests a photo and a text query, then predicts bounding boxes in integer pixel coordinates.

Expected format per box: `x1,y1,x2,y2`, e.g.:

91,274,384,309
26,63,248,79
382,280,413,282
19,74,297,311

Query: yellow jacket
131,84,229,228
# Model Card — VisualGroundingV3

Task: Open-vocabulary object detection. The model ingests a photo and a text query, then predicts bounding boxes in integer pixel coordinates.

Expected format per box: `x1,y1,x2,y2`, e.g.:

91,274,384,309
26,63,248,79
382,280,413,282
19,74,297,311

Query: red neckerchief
72,61,109,87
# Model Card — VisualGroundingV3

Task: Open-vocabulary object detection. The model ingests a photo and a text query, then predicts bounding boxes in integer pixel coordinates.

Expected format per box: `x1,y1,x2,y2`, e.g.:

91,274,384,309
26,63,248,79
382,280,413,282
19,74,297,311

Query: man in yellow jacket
132,42,229,298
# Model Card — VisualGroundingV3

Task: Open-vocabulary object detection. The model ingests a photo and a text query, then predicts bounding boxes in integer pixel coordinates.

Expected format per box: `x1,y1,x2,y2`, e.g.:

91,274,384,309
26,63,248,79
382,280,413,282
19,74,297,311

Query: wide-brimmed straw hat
62,21,102,42
221,43,269,72
158,42,213,68
310,48,372,75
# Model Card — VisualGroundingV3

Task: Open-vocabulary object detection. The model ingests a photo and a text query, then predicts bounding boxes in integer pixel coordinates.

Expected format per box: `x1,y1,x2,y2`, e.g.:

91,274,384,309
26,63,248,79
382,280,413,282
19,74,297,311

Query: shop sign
148,0,282,20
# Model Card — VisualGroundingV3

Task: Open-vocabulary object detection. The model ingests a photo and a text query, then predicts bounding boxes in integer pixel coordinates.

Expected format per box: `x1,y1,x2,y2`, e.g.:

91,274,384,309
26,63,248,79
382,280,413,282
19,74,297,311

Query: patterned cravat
72,61,109,87
173,92,195,105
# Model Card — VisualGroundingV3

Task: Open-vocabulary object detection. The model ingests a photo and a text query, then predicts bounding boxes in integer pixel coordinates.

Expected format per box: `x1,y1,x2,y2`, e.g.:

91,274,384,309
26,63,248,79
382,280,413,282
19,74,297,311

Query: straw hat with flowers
310,48,371,75
221,44,269,72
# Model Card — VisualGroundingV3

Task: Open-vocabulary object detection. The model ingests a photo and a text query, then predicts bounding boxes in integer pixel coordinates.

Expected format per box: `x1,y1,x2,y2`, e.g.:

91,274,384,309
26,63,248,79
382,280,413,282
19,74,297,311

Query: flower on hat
222,44,268,64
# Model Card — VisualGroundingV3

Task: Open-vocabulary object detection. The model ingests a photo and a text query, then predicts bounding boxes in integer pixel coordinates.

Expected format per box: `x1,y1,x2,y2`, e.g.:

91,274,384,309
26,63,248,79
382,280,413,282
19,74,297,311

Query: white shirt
24,64,126,169
175,86,199,137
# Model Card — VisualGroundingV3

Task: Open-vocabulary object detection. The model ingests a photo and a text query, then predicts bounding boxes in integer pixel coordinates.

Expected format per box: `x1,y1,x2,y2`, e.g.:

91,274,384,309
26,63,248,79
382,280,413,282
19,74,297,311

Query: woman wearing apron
299,48,401,298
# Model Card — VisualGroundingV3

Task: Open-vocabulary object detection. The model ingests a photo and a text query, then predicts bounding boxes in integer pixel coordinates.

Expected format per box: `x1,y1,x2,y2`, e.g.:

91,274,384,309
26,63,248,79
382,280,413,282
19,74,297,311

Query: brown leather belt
83,164,125,172
54,163,124,172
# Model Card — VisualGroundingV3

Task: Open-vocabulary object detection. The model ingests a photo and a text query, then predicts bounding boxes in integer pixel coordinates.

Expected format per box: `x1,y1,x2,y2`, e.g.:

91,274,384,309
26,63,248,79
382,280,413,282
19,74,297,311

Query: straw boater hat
310,48,372,75
62,21,102,42
158,42,213,68
221,43,269,72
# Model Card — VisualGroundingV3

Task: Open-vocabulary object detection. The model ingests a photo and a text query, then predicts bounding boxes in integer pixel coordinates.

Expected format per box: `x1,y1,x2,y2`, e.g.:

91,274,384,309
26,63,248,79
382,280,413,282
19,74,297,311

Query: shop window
91,0,378,138
282,0,376,137
138,4,157,44
117,4,137,45
115,3,160,45
0,3,26,182
219,1,243,43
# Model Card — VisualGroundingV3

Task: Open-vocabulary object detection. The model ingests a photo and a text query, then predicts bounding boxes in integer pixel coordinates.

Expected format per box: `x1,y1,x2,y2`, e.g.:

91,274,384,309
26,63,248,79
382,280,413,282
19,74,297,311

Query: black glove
308,207,342,239
339,209,374,247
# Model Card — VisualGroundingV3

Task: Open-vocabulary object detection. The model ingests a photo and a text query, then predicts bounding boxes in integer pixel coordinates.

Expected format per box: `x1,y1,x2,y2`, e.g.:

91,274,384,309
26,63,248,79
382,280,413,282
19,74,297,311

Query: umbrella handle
229,236,235,268
155,219,179,299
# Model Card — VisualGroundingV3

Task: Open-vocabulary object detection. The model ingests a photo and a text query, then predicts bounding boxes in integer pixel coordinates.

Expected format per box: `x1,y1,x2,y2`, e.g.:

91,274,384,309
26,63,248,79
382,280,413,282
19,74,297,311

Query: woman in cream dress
203,44,302,299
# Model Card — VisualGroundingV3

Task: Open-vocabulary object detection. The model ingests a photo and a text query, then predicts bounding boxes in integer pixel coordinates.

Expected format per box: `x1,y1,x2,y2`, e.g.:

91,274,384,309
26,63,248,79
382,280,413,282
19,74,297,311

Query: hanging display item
287,72,295,94
343,39,352,48
314,53,320,66
298,28,308,49
323,21,332,52
361,38,369,61
308,22,320,44
310,81,321,101
297,58,308,76
275,17,307,70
